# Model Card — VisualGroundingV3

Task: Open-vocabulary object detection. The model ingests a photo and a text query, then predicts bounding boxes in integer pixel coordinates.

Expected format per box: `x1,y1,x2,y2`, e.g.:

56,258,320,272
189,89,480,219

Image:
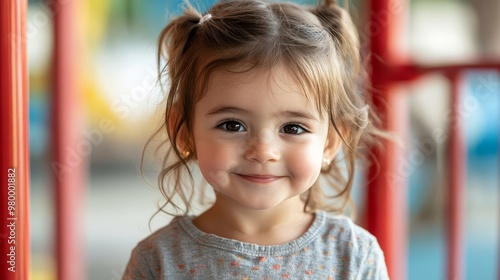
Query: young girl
124,0,389,279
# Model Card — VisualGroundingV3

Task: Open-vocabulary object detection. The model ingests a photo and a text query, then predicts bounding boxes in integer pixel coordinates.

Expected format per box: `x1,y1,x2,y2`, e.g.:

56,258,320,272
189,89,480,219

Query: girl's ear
323,127,347,160
167,103,194,158
175,125,190,153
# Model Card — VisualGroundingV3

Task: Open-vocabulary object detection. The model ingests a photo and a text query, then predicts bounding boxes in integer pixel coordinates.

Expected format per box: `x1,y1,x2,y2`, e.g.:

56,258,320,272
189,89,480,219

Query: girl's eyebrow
280,110,319,121
207,106,249,116
207,105,318,121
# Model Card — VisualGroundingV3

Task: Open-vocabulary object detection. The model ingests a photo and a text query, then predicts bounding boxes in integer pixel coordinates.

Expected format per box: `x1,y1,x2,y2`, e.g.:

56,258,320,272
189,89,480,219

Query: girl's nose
244,130,280,163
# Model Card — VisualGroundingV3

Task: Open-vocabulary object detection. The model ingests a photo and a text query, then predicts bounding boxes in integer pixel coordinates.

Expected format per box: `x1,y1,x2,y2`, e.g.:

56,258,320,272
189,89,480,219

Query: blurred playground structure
1,0,499,279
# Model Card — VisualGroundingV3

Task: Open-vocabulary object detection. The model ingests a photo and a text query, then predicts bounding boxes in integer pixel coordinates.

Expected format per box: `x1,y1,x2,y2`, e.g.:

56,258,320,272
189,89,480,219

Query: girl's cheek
197,140,238,190
198,158,230,191
288,143,323,177
198,156,228,190
205,170,231,191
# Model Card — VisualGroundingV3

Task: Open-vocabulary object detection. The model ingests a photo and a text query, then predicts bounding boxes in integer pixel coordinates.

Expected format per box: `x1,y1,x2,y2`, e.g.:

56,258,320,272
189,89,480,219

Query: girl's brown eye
281,124,306,135
217,120,245,132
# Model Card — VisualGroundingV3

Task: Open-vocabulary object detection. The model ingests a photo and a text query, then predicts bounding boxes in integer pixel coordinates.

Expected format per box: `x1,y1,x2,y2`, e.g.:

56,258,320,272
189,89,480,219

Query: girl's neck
192,196,315,245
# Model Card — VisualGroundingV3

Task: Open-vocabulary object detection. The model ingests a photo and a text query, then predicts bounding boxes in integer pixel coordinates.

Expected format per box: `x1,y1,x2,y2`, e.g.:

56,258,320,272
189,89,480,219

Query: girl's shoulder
317,213,389,279
122,216,191,280
321,213,378,244
318,212,381,254
132,215,191,250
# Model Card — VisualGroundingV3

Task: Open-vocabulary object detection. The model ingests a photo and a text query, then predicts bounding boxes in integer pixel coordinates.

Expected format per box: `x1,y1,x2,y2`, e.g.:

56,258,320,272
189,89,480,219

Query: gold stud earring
322,158,331,170
181,150,190,159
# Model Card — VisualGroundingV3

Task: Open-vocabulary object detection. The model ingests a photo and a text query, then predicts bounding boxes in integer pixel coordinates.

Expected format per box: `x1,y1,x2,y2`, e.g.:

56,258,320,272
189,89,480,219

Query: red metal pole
0,0,30,279
446,72,466,280
366,0,408,279
51,0,86,279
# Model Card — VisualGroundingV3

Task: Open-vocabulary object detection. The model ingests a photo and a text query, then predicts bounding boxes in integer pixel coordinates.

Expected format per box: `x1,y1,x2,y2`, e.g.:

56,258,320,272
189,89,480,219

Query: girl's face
192,66,338,211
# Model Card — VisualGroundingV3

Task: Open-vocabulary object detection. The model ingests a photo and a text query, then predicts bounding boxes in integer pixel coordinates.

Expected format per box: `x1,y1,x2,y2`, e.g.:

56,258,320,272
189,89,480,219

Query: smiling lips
237,174,284,184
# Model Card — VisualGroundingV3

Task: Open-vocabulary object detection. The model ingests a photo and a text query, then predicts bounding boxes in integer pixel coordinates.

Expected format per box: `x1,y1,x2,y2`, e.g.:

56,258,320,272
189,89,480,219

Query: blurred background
28,0,499,279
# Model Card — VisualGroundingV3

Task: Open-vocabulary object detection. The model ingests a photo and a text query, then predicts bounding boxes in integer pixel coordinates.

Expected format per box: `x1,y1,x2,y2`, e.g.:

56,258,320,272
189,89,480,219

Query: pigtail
158,6,201,150
309,1,384,216
157,6,202,88
143,5,207,218
312,1,361,95
313,0,387,144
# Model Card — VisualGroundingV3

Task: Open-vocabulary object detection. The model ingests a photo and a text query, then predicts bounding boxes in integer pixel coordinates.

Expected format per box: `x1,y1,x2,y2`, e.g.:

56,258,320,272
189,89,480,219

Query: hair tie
324,0,337,6
199,14,212,25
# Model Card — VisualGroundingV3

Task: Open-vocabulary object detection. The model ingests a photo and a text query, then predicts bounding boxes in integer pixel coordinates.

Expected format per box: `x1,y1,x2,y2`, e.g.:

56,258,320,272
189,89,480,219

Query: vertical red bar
446,72,466,280
366,0,407,279
50,0,86,279
0,0,30,279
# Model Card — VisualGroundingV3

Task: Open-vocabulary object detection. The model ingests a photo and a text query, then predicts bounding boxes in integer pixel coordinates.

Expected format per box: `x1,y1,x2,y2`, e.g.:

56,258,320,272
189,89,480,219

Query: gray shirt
123,211,389,279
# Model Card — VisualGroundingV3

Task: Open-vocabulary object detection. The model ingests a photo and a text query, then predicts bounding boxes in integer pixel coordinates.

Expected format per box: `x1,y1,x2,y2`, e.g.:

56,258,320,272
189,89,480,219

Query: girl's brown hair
144,0,386,217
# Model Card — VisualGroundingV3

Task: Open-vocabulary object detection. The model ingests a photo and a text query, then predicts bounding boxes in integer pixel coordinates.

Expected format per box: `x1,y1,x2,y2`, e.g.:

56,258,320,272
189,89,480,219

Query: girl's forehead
199,66,327,120
204,67,310,106
195,59,330,120
207,66,302,94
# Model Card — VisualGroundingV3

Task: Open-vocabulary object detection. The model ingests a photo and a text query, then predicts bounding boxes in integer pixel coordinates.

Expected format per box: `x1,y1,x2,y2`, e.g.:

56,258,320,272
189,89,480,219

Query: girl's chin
215,193,303,212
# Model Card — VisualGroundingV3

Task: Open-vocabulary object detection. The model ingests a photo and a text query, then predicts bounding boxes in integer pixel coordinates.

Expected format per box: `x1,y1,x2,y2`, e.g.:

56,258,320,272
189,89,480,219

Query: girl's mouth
236,174,284,184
